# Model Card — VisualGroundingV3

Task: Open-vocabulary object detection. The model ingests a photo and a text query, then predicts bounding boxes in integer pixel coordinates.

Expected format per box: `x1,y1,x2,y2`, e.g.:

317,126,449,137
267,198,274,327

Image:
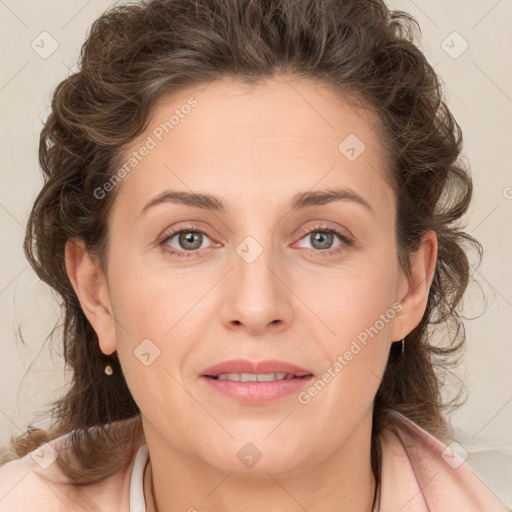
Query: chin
216,453,305,478
198,436,311,477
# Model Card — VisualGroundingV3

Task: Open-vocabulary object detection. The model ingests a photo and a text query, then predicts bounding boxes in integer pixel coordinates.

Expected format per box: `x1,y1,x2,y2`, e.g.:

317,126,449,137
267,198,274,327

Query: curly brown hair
3,0,481,486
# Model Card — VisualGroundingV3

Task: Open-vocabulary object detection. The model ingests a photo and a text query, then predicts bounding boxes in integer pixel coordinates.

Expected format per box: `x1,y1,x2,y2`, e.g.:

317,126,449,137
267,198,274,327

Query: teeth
215,372,296,382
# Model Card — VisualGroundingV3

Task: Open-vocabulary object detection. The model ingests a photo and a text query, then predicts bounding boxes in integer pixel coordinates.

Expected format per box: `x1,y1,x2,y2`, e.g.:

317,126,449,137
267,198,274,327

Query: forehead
112,76,394,218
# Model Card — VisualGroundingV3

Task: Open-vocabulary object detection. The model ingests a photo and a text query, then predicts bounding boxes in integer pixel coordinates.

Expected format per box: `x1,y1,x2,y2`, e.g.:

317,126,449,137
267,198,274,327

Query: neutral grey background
0,0,511,501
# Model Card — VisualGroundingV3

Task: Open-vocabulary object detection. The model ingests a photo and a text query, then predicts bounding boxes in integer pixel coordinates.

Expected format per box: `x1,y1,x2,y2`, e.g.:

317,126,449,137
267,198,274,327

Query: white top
128,443,380,512
130,443,149,512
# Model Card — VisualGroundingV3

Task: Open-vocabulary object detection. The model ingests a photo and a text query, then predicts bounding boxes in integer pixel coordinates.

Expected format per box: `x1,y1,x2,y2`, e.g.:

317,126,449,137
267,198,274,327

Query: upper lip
200,359,313,377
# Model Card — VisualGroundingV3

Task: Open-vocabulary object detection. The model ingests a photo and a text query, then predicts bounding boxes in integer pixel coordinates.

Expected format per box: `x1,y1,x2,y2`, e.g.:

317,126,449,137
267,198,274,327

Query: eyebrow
141,187,374,215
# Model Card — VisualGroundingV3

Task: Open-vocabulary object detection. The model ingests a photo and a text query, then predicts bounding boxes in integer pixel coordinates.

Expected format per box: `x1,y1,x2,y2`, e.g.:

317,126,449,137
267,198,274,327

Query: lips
199,359,314,403
200,359,313,378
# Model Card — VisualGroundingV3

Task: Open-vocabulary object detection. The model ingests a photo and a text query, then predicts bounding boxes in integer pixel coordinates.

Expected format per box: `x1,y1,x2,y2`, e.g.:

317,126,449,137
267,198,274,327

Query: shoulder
379,410,511,512
0,432,75,512
0,430,134,512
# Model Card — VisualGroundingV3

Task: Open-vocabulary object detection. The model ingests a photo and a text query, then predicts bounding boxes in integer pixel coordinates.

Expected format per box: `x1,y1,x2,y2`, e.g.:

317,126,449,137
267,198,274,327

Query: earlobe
391,230,438,341
64,238,117,356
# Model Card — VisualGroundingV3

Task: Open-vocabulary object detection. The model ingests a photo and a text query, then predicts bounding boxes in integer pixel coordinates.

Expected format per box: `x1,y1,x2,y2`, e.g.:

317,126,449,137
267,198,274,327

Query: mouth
199,359,314,403
205,372,312,382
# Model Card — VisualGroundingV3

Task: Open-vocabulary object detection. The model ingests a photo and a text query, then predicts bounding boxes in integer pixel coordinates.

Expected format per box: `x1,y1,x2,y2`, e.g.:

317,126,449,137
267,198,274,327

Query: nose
219,243,294,336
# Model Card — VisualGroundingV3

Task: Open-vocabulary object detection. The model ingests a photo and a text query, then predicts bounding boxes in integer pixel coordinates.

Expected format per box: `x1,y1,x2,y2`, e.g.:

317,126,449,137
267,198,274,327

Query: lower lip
199,375,314,404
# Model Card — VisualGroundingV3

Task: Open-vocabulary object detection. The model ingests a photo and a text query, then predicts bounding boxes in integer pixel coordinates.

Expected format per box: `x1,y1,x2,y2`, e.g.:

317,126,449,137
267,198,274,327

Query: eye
159,224,216,258
295,223,354,256
158,222,354,259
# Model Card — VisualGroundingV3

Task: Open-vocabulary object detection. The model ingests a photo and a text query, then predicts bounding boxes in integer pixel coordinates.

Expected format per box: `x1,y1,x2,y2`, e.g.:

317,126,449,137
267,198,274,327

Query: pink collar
379,410,509,511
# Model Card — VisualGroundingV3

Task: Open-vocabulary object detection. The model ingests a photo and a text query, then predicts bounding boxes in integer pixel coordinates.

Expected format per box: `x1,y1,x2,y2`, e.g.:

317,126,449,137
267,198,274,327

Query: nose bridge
234,233,281,300
221,232,293,332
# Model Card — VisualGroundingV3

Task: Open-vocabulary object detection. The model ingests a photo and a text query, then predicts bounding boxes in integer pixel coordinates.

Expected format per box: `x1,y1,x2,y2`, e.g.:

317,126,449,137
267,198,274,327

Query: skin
65,75,437,512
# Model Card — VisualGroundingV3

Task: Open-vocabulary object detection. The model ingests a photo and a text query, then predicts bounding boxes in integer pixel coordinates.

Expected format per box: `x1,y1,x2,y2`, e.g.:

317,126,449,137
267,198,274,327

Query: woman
0,0,508,510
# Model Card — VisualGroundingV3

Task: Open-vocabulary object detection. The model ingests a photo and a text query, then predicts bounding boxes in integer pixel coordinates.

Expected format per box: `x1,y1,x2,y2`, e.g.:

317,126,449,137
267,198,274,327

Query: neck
142,415,377,512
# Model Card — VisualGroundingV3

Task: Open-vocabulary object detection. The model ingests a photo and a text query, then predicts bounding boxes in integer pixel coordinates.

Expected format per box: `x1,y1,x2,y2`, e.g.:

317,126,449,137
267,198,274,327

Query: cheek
311,260,398,340
106,260,213,388
299,292,394,432
106,269,194,413
108,259,202,337
307,256,398,390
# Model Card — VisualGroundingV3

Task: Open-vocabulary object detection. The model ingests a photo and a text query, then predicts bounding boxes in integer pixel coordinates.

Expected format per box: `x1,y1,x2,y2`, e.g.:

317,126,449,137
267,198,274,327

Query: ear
391,230,438,341
64,238,117,356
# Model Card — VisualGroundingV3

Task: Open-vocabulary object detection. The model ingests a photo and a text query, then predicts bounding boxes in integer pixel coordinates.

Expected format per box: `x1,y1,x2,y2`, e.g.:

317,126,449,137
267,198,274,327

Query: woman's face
76,76,433,475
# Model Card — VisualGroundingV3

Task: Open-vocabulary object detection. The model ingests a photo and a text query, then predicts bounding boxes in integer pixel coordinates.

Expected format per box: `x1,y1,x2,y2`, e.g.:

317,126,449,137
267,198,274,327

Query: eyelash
158,222,354,259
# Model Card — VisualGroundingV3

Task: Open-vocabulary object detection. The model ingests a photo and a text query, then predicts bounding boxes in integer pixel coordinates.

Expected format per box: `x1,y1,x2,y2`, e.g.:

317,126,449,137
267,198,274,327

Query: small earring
105,364,114,376
401,337,406,355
